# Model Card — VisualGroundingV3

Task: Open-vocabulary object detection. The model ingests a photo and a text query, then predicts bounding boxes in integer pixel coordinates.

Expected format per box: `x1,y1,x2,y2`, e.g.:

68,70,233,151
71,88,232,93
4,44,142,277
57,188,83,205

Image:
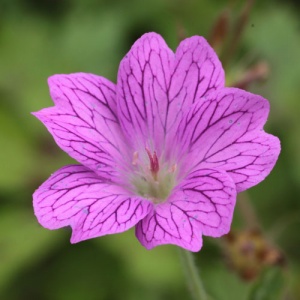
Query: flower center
130,148,177,203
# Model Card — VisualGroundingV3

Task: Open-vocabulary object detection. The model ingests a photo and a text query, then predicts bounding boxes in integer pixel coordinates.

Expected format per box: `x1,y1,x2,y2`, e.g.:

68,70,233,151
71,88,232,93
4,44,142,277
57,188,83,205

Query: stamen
170,164,177,173
132,151,139,165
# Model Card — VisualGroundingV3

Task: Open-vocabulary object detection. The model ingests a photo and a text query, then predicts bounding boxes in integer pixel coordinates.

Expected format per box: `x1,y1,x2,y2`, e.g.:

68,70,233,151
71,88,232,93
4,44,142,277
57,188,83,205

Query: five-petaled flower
33,33,280,252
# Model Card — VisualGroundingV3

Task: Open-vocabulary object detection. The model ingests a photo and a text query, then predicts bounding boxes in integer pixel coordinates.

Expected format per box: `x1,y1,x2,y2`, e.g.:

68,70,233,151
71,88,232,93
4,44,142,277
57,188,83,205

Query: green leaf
247,267,284,300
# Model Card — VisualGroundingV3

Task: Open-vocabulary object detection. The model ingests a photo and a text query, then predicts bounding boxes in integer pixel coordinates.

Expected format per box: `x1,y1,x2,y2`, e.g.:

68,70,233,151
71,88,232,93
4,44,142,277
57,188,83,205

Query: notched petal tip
172,34,225,98
221,87,271,121
135,223,203,252
234,132,281,192
143,239,203,252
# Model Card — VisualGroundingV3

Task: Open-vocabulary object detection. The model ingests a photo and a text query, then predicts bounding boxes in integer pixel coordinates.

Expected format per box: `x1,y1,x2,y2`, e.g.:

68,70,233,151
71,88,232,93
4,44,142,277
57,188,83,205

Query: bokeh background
1,0,300,299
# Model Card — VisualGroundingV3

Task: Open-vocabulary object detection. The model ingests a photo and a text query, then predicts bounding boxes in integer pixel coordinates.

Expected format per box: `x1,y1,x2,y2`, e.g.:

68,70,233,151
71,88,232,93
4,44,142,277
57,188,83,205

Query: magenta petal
168,35,225,123
33,73,129,181
176,88,280,192
136,168,236,252
117,33,225,156
117,32,174,153
33,165,152,243
165,36,225,158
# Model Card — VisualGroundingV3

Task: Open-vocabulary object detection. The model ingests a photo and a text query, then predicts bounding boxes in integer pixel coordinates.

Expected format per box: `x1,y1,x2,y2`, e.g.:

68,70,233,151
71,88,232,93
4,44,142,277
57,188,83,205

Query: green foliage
248,267,285,300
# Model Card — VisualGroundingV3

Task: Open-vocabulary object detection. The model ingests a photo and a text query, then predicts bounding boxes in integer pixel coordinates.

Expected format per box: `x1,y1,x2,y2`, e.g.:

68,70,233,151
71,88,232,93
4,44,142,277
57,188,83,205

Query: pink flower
33,33,280,252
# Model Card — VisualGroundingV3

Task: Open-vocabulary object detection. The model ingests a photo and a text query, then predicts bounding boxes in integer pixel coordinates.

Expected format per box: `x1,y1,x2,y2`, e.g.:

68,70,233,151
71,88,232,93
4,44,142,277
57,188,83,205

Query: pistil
145,147,159,181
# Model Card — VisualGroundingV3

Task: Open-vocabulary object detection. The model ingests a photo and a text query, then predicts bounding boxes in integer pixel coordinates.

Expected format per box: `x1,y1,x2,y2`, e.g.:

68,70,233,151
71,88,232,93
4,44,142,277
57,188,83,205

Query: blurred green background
0,0,299,299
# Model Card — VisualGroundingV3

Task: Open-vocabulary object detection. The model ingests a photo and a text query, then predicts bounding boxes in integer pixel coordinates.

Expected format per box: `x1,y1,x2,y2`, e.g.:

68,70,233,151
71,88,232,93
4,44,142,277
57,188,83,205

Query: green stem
178,248,208,300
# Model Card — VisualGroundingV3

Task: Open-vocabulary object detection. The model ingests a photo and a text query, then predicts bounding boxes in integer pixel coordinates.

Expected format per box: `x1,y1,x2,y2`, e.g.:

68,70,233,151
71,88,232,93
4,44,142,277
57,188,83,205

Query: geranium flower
33,33,280,252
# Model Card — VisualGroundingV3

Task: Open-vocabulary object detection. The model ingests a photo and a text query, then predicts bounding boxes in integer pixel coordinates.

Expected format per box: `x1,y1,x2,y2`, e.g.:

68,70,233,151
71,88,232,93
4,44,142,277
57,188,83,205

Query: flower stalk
178,248,209,300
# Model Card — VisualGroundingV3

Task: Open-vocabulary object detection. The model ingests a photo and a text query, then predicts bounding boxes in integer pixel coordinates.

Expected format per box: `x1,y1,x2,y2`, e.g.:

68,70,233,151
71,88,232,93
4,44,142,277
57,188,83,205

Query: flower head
33,33,280,252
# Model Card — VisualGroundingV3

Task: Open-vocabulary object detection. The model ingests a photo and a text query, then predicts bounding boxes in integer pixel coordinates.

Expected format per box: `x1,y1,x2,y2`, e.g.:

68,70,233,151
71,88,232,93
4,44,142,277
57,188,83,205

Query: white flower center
130,148,177,203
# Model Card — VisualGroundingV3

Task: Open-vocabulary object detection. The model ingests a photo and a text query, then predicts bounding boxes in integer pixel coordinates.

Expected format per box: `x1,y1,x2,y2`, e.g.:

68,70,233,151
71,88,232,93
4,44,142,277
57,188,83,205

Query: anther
132,151,139,165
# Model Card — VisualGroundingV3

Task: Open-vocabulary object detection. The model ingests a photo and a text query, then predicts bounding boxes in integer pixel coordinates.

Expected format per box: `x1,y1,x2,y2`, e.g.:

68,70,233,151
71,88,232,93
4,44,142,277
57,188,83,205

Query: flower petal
176,88,280,192
136,168,236,252
167,36,225,137
33,73,129,181
172,36,225,103
117,33,224,157
117,32,174,154
33,165,152,243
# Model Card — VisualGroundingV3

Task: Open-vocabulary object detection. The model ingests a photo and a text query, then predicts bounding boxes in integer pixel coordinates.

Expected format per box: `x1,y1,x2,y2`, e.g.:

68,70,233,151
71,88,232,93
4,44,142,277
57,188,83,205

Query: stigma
145,148,159,181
